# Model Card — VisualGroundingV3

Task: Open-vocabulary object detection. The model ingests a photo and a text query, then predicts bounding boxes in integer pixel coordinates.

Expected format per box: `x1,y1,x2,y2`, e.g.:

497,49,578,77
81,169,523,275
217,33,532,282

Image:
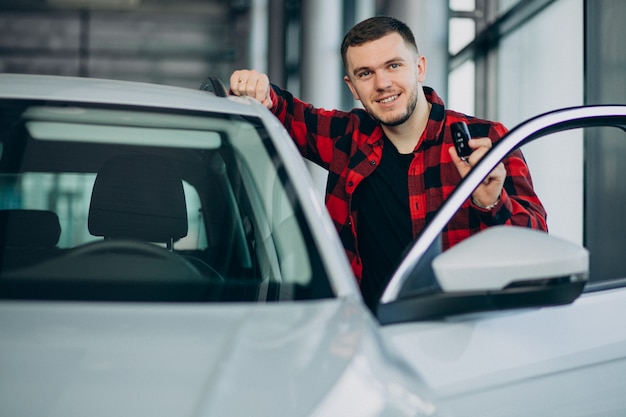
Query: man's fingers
468,137,492,150
229,70,272,108
229,70,247,94
448,145,471,177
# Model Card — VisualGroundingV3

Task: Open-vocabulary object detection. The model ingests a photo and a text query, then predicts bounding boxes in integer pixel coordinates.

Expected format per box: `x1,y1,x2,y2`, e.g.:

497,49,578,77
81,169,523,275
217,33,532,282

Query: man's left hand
448,137,506,209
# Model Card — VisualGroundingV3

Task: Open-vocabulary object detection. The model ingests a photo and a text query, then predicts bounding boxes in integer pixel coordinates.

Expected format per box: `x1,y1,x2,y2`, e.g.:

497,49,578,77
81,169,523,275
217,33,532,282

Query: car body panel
382,279,626,416
0,299,437,417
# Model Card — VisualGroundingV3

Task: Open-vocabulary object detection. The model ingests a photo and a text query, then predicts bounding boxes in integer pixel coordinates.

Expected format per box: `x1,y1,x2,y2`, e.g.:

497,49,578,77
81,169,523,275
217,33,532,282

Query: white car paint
0,299,436,417
382,287,626,416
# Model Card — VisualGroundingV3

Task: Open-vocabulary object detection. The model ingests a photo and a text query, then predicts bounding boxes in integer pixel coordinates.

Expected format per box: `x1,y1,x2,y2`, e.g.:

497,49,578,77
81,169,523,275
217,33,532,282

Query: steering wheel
66,239,224,281
67,239,176,259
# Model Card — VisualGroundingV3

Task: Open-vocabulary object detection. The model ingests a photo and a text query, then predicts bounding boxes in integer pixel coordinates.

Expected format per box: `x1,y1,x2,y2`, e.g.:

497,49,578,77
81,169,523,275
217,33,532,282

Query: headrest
88,154,188,243
0,209,61,248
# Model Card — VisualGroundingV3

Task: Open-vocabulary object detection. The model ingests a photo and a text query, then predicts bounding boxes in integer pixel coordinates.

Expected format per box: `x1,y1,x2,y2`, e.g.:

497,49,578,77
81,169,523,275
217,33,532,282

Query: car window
0,100,333,302
379,107,626,323
533,125,626,287
418,124,626,289
469,124,626,288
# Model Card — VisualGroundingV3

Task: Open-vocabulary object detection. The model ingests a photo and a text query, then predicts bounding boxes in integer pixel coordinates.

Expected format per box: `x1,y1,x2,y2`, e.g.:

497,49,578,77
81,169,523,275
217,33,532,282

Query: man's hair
341,16,419,72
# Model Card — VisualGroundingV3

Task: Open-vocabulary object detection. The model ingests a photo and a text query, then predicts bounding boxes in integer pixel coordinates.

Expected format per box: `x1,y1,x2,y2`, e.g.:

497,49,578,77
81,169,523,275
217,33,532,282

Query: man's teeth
380,95,398,104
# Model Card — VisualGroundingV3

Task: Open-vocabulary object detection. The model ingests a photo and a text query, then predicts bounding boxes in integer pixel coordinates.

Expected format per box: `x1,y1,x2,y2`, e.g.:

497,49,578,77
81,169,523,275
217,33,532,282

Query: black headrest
88,154,188,243
0,209,61,248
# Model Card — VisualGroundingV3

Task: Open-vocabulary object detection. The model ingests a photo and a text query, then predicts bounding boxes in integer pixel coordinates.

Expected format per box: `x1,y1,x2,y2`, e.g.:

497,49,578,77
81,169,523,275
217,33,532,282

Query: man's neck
383,99,432,154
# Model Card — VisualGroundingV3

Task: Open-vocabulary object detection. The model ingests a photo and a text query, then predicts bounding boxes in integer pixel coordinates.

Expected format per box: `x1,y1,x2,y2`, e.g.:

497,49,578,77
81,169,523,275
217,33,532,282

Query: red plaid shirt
269,85,547,282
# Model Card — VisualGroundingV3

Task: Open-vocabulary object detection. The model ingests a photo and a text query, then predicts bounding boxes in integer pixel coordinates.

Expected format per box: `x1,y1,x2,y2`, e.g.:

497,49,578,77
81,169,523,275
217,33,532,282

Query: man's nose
374,72,392,90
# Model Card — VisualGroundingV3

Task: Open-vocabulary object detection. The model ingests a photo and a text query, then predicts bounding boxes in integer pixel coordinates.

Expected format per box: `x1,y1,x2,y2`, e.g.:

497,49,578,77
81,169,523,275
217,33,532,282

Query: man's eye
389,63,400,69
357,71,371,78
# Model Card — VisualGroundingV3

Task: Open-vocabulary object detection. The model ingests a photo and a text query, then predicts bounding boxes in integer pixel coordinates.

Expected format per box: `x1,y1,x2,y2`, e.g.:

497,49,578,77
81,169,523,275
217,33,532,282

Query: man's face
344,33,426,127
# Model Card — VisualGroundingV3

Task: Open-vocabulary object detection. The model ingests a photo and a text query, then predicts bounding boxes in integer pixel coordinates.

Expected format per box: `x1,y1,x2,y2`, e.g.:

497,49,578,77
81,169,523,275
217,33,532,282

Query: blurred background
1,0,625,277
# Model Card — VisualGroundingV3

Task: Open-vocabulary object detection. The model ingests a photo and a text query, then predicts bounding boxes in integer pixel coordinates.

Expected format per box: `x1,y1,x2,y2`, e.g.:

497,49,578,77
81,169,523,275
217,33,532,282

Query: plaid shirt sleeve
268,84,380,279
441,113,548,248
268,84,355,168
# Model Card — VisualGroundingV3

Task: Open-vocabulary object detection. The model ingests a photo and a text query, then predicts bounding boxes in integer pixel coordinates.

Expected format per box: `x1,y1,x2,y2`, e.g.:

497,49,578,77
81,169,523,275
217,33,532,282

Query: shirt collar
421,86,447,144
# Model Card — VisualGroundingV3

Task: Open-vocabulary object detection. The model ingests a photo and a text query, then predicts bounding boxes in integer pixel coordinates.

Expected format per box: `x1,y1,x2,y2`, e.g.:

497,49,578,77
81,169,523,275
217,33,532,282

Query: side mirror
433,226,588,292
378,226,588,324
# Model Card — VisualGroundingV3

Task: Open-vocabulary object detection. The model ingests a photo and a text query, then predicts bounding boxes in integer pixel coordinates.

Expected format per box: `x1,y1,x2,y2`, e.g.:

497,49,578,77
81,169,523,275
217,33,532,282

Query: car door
376,106,626,416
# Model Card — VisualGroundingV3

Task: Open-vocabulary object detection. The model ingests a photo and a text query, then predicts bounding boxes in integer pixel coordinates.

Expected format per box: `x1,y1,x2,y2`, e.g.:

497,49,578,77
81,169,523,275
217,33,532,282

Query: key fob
451,122,472,161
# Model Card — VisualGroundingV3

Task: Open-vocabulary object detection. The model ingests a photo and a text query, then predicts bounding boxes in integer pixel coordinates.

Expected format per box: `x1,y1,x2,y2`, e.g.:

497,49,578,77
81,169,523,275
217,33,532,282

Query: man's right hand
229,70,273,109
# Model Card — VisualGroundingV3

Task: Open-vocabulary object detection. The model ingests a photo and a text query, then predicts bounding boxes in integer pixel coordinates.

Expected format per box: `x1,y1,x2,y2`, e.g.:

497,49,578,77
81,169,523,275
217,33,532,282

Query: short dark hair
341,16,419,72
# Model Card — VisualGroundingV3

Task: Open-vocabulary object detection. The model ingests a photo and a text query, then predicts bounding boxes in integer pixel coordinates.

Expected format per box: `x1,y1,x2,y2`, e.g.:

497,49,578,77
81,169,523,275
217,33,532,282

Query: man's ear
344,75,360,101
417,55,427,83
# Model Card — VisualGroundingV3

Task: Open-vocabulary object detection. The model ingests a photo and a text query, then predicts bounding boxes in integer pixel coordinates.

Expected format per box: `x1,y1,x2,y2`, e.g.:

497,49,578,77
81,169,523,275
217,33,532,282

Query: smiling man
229,16,547,309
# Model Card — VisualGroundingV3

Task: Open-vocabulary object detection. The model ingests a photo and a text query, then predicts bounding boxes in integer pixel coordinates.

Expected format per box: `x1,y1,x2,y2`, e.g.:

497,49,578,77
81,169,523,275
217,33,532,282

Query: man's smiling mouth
378,95,399,104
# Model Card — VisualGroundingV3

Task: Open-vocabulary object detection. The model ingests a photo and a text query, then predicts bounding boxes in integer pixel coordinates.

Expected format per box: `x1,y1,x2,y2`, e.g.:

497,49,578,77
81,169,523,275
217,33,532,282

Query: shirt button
370,160,376,166
348,181,353,187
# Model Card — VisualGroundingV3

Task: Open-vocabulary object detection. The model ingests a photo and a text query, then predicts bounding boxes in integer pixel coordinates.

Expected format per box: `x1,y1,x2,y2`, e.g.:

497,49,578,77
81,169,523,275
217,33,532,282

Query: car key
451,121,472,162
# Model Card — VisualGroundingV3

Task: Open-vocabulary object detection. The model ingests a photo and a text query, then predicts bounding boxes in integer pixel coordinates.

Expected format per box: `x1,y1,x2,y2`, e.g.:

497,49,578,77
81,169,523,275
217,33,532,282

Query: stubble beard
369,87,418,127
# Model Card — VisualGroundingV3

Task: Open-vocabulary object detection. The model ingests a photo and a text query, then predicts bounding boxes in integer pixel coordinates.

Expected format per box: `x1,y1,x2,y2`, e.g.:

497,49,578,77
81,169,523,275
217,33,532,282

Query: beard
368,86,419,127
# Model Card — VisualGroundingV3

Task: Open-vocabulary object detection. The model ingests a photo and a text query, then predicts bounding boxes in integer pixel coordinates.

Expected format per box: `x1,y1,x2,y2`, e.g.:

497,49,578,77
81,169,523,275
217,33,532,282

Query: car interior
0,100,333,303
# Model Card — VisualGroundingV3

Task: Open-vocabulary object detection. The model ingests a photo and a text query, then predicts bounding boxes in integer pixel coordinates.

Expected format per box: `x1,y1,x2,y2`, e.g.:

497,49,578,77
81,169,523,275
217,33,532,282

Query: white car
0,73,624,417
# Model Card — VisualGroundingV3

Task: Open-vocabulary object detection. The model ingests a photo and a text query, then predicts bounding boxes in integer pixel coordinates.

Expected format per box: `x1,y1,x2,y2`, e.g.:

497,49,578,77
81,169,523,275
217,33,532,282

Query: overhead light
46,0,141,8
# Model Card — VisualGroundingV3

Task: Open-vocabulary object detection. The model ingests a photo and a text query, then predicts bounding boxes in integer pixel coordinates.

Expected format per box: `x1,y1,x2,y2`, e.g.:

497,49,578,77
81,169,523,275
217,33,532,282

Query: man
229,16,547,309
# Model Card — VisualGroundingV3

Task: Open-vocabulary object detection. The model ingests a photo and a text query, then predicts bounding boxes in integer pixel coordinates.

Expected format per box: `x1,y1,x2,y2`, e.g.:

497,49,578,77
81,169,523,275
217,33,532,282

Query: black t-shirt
352,136,414,310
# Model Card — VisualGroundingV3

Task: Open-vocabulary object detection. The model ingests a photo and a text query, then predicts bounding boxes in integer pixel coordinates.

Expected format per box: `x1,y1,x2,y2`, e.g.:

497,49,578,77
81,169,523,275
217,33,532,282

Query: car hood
0,299,437,417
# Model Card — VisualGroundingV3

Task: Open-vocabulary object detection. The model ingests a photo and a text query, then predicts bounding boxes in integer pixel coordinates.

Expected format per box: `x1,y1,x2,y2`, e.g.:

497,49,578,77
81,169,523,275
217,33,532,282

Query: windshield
0,100,333,302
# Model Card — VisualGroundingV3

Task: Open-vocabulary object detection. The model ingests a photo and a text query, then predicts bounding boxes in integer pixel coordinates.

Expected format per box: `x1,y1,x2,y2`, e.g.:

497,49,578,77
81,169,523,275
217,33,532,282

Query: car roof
0,73,260,116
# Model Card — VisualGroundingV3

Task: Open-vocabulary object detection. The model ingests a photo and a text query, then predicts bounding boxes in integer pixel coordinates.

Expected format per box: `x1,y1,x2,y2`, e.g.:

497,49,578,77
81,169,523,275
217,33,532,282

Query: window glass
450,0,475,12
448,17,475,55
497,0,584,244
0,100,332,302
2,173,206,250
448,59,475,115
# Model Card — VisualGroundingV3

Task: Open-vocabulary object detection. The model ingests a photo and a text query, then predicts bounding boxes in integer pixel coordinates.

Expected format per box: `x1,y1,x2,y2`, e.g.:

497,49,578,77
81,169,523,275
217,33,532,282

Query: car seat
88,153,188,250
0,209,62,270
